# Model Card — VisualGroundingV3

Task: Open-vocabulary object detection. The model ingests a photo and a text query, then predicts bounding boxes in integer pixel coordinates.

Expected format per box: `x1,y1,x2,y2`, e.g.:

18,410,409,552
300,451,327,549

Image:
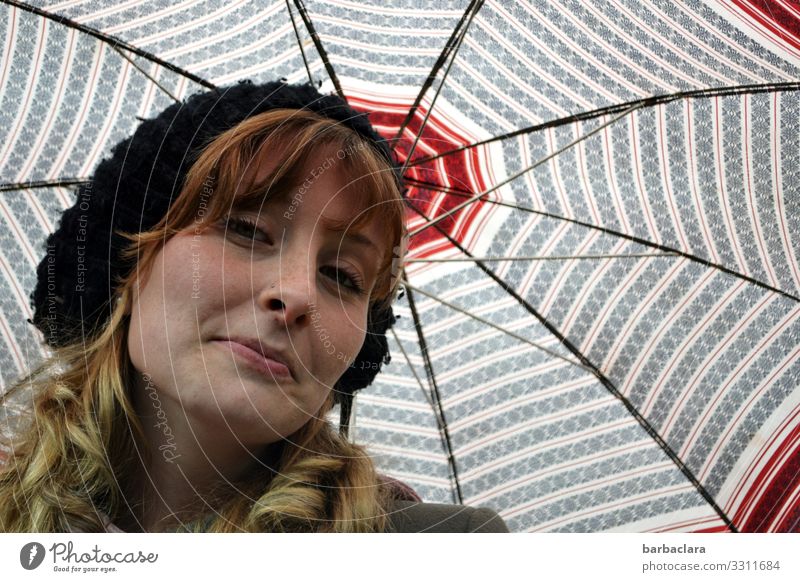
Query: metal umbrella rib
1,0,798,532
2,0,216,90
404,194,738,531
1,179,90,192
395,0,485,174
291,0,344,100
403,178,800,303
403,282,464,505
409,82,800,167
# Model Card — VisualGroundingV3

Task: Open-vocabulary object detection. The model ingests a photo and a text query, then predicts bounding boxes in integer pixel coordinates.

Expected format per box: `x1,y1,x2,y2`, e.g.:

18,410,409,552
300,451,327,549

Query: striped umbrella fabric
0,0,798,532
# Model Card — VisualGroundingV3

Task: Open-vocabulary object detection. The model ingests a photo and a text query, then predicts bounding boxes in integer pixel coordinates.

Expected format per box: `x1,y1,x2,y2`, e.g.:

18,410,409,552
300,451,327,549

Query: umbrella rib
407,253,678,262
404,282,464,505
0,178,89,192
397,0,486,175
291,0,344,101
284,0,314,87
408,81,800,166
403,281,591,372
393,0,484,145
389,328,436,412
406,180,800,303
111,46,180,103
408,103,643,238
3,0,215,90
404,199,739,531
389,327,464,495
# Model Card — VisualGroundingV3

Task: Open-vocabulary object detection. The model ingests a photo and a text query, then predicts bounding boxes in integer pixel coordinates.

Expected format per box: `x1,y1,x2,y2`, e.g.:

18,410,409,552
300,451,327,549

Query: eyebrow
320,216,381,254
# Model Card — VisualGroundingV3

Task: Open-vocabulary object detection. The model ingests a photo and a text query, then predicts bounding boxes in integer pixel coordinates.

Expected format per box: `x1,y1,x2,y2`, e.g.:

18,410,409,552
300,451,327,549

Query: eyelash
223,215,366,296
321,265,366,296
224,215,272,244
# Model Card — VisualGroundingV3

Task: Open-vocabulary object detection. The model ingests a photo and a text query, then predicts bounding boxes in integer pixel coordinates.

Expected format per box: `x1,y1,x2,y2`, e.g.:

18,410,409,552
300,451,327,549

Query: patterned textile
0,0,798,532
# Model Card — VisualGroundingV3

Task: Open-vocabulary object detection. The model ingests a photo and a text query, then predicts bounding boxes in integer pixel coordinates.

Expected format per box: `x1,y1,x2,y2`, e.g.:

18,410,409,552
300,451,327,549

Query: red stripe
686,101,718,263
683,302,792,458
0,7,16,109
349,94,491,256
692,524,732,533
1,17,46,165
775,485,800,531
702,349,798,487
730,406,799,522
743,95,779,287
731,0,800,50
741,421,800,532
657,103,688,250
772,92,800,289
715,97,748,273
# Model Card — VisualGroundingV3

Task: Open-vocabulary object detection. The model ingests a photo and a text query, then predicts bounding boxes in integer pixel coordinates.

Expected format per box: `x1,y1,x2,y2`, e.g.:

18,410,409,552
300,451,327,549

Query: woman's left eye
224,215,272,244
320,265,365,295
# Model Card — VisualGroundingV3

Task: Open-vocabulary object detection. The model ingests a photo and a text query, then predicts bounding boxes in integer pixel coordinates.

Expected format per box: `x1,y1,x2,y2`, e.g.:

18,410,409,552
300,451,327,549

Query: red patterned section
740,426,800,532
739,419,800,532
732,0,800,50
693,525,733,533
348,96,492,256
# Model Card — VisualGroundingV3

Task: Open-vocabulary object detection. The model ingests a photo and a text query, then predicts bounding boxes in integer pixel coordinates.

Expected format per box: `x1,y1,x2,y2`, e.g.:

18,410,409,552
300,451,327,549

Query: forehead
238,142,386,242
241,144,377,221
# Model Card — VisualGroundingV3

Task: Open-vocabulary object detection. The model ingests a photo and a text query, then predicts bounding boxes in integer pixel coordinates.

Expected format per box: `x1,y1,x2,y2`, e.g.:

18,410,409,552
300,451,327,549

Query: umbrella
0,0,798,533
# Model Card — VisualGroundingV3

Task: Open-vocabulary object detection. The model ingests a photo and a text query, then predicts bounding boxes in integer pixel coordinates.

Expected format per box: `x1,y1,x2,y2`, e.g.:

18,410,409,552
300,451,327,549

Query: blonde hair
0,109,406,532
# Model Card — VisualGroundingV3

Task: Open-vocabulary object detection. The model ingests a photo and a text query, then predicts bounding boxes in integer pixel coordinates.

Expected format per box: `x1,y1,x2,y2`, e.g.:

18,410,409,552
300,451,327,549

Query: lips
213,337,294,381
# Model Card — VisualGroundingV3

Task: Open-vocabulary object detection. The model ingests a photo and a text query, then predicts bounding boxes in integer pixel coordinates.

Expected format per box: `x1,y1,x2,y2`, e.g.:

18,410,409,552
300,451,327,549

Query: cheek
126,240,205,368
329,306,369,370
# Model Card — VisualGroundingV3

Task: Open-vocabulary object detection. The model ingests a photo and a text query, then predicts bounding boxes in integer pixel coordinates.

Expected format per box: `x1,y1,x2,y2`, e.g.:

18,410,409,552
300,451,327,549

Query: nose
257,261,314,328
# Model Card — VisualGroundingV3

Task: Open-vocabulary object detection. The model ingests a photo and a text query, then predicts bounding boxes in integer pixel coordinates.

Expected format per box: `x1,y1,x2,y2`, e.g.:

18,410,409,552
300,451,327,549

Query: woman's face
127,147,386,449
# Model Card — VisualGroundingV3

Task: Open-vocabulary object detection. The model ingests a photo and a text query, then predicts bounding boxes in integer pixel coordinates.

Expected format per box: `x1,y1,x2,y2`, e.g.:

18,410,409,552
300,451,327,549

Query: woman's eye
225,216,272,244
320,266,365,295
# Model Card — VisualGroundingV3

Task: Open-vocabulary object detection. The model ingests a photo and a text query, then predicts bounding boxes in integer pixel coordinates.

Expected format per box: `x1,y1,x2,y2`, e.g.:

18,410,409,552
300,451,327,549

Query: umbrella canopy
1,0,798,532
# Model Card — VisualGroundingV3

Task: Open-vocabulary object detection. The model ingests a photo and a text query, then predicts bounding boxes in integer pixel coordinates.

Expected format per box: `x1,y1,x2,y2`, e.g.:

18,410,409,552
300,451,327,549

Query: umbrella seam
284,0,314,87
405,178,800,303
409,82,800,166
392,0,484,145
403,197,739,532
291,0,344,100
404,280,464,505
2,0,216,90
398,0,486,175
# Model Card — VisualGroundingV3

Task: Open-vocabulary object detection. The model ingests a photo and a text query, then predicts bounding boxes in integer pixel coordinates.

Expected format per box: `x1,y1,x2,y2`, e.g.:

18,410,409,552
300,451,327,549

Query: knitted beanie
29,80,400,413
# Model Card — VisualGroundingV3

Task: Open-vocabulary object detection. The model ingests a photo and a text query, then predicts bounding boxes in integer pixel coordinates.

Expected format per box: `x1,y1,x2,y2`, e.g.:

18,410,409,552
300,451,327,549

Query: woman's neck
123,375,273,531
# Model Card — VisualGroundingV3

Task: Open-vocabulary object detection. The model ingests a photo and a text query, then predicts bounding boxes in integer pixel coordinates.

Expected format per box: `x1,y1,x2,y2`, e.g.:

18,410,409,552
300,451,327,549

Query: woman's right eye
224,215,273,245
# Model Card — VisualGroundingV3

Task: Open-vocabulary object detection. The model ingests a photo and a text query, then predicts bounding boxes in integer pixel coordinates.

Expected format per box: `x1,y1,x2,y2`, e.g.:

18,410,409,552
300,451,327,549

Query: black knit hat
29,80,401,430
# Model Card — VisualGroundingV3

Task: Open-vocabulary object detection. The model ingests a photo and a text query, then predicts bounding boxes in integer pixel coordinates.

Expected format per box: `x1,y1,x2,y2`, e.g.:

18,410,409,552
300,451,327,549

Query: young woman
0,81,507,533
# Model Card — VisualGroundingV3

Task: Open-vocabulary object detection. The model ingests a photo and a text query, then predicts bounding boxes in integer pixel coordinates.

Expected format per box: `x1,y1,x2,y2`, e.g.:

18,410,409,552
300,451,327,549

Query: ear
115,287,132,317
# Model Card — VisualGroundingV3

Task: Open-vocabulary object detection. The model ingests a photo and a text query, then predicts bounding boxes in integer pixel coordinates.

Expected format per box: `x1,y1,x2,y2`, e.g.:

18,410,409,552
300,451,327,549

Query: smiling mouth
213,339,293,381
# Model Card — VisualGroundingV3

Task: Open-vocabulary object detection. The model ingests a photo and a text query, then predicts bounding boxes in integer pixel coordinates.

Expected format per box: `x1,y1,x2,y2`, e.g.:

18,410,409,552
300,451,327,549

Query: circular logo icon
20,542,46,570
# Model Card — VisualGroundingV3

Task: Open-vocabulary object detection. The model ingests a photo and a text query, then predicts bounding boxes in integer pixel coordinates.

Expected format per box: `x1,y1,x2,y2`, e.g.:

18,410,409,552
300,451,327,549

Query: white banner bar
2,533,798,581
